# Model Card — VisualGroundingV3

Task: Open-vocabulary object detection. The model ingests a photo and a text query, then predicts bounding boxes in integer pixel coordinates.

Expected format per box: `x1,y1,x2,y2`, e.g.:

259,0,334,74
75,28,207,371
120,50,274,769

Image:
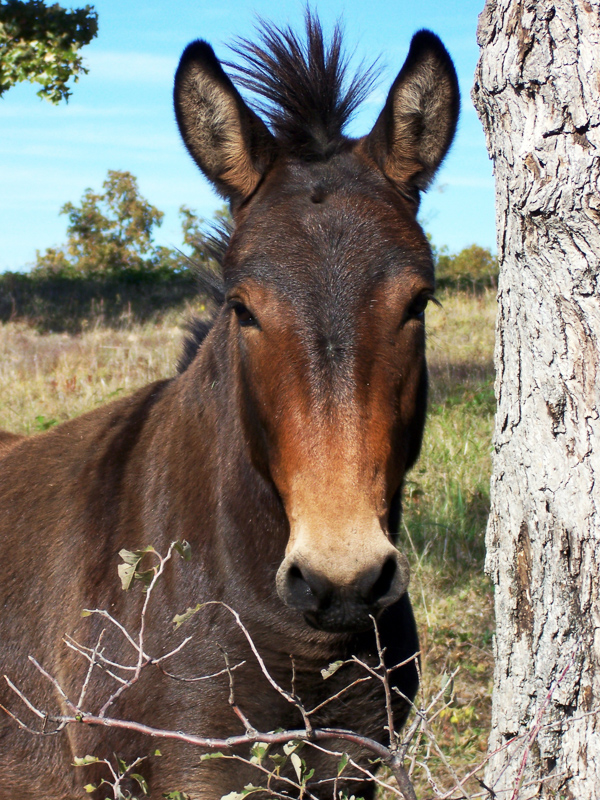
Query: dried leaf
174,540,192,561
321,660,344,679
73,755,100,767
173,603,202,629
283,739,302,756
290,752,302,781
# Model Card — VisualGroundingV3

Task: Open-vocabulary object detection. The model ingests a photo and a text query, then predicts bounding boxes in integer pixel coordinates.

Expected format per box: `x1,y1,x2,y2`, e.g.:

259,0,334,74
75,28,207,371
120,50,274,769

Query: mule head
175,18,459,633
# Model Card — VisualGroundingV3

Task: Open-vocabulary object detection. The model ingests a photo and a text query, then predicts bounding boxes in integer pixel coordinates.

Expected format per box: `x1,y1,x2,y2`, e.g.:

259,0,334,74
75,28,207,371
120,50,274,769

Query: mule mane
229,13,379,159
177,222,228,374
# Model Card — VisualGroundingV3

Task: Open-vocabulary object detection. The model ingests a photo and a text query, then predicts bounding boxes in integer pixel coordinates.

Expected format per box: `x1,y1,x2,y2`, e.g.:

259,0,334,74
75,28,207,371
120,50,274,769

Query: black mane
229,12,379,159
177,222,229,374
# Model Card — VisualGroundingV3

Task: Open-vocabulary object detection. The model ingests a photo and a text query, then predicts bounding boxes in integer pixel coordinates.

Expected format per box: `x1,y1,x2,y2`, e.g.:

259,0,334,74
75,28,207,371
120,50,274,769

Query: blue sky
0,0,495,272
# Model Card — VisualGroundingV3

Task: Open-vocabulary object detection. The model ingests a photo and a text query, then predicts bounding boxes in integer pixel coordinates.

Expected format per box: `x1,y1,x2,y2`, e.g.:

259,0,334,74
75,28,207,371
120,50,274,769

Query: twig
158,660,247,683
64,636,128,684
77,629,105,709
307,675,373,716
0,700,65,736
370,614,397,749
305,738,404,796
29,657,78,714
221,646,256,736
98,543,178,717
201,601,314,737
4,675,52,720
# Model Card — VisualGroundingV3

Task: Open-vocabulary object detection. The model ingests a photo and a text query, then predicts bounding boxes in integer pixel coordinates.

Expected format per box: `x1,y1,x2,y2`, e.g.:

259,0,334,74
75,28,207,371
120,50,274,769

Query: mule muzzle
276,549,410,633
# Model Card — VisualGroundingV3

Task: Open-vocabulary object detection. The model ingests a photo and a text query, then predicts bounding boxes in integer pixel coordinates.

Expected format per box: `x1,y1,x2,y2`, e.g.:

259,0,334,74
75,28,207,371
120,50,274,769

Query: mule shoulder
0,430,23,458
0,378,174,542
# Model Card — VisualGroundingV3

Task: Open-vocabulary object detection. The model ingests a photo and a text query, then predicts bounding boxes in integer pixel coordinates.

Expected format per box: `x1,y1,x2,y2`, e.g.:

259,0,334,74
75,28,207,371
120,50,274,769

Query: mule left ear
174,40,277,204
357,30,459,197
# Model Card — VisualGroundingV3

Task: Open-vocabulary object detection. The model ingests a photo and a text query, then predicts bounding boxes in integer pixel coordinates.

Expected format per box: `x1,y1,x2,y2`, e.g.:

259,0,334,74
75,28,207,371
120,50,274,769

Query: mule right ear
174,41,277,204
357,30,459,198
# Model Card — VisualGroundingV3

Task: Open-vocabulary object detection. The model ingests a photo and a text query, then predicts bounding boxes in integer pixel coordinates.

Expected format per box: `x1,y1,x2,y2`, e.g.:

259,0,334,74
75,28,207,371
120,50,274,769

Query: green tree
0,0,97,103
35,170,168,276
33,170,224,278
436,243,498,290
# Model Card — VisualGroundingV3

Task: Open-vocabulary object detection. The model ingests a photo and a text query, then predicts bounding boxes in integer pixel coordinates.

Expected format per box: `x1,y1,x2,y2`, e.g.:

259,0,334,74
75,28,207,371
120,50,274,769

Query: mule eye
230,301,258,327
406,293,434,321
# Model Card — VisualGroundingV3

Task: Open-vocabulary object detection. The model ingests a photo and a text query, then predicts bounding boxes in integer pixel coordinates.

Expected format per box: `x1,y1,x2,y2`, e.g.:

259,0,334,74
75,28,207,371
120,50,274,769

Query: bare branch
29,657,78,714
4,675,52,721
151,635,194,664
0,701,65,736
371,614,397,749
221,646,257,736
307,675,372,716
158,660,247,683
64,635,129,684
200,601,314,736
77,629,105,709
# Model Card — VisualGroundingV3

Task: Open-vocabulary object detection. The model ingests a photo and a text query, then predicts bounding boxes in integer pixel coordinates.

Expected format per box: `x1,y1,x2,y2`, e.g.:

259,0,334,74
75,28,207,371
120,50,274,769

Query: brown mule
0,15,458,799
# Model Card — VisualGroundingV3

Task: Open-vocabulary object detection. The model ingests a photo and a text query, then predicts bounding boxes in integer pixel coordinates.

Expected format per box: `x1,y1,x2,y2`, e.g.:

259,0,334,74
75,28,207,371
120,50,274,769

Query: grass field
0,289,497,797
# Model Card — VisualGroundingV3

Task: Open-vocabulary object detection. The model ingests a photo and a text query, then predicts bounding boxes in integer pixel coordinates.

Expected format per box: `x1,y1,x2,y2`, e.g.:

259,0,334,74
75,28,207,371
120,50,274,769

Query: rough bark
472,1,600,797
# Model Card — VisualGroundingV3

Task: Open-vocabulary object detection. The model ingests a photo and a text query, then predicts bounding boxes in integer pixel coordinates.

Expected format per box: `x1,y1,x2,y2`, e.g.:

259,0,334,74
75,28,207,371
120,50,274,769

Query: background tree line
0,171,225,331
0,168,498,332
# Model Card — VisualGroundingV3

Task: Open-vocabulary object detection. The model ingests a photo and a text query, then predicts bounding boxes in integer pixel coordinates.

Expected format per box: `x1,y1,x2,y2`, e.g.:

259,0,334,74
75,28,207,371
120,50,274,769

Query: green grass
388,289,496,797
403,289,496,573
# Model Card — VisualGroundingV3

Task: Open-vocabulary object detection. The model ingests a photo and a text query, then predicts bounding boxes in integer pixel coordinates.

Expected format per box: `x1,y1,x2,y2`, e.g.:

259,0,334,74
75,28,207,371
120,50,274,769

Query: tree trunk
472,1,600,797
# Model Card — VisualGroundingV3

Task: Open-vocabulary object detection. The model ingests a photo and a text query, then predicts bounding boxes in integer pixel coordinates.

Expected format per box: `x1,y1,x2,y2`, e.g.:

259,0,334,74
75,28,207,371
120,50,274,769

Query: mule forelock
228,12,379,159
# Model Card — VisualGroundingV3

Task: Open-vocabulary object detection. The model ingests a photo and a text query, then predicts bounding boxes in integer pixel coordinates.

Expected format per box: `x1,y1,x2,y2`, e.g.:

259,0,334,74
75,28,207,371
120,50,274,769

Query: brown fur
0,431,22,457
0,15,458,799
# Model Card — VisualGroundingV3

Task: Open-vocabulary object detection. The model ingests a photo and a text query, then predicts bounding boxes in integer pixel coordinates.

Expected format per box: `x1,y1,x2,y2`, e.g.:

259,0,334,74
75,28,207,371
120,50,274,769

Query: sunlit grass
392,289,496,797
0,307,194,434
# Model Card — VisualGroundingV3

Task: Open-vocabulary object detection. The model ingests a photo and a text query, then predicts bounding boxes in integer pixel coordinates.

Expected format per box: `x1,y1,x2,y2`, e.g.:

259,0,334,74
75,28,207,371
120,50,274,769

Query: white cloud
86,51,178,84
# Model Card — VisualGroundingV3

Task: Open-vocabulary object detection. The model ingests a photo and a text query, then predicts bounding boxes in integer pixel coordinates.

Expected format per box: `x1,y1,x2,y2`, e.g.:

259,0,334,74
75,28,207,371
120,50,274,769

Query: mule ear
357,30,459,196
174,40,277,203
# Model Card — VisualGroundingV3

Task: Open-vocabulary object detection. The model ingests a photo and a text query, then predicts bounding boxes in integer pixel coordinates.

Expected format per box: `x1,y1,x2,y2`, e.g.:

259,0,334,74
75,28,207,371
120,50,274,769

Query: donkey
0,16,458,799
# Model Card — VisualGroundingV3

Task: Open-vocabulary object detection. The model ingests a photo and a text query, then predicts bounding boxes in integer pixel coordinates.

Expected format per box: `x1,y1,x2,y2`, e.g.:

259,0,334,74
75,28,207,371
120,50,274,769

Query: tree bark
472,1,600,797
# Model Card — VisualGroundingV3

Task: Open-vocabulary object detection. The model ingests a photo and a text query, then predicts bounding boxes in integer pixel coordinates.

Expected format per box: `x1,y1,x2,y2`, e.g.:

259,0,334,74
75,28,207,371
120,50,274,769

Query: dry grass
403,291,497,571
0,309,189,434
427,289,496,400
0,289,497,797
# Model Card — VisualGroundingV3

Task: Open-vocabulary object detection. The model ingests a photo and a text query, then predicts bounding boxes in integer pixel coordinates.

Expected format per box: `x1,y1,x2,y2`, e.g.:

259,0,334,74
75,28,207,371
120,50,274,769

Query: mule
0,15,458,799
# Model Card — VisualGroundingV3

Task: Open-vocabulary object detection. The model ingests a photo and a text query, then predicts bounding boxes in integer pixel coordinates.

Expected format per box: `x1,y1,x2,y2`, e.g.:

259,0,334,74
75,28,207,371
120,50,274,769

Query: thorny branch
0,542,595,800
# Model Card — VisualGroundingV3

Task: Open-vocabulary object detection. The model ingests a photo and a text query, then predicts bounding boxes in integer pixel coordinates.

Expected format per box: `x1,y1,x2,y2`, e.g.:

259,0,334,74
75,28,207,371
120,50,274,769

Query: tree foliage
435,243,498,291
33,169,224,278
35,171,166,276
0,0,98,102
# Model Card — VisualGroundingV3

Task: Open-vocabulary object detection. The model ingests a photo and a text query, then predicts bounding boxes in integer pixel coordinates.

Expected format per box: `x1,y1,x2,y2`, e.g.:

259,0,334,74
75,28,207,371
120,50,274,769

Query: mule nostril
284,562,332,612
288,564,313,597
366,556,397,605
286,563,317,611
